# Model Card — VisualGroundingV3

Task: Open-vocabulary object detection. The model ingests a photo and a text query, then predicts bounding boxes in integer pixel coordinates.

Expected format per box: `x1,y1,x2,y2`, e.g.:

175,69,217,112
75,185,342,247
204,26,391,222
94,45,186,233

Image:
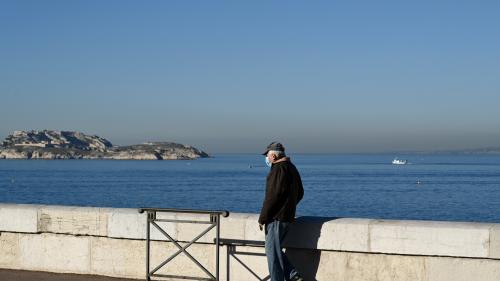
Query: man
259,142,304,281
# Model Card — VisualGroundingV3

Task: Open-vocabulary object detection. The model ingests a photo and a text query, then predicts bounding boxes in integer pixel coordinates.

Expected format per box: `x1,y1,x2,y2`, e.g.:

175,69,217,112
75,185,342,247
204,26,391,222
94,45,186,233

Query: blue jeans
265,220,299,281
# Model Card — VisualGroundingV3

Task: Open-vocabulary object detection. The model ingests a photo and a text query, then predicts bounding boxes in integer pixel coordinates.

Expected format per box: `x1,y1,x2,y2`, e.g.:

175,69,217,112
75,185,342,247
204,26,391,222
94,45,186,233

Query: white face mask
265,156,272,167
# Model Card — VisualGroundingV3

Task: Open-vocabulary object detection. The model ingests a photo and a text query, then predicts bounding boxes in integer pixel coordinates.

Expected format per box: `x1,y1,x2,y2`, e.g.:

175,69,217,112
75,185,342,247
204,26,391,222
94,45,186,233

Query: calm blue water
1,154,500,223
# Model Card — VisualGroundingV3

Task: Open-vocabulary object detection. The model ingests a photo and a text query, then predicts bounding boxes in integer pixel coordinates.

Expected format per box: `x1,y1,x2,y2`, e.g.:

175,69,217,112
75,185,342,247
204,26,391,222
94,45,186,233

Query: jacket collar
273,157,289,165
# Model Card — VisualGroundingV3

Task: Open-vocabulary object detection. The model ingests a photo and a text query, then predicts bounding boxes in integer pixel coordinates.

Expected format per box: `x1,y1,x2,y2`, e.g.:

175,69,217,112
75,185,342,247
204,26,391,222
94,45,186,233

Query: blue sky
1,1,499,153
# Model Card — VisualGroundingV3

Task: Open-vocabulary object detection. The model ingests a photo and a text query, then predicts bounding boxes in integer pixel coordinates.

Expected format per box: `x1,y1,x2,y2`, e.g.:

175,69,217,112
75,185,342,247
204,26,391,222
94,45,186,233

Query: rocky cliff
0,130,209,160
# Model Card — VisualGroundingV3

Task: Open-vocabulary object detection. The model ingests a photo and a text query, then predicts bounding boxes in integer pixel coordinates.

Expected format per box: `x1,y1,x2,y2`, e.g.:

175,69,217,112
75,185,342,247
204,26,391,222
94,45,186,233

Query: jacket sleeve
258,167,287,225
297,173,304,204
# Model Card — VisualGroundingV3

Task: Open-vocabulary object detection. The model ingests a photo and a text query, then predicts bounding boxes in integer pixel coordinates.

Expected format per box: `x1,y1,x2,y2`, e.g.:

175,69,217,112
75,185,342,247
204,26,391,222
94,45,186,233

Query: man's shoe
291,275,304,281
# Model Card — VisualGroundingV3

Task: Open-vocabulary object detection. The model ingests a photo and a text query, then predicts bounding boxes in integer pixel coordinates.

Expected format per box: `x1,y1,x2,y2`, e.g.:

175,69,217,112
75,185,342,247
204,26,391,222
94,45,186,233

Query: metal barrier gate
138,208,230,281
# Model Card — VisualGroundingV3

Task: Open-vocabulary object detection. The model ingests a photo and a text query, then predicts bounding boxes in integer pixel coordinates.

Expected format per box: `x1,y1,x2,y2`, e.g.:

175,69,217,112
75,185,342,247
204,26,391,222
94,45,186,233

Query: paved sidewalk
0,269,140,281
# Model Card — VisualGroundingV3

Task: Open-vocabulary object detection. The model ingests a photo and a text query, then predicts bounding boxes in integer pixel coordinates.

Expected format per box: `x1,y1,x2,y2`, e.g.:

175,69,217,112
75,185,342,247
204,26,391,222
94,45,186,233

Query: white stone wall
1,203,500,280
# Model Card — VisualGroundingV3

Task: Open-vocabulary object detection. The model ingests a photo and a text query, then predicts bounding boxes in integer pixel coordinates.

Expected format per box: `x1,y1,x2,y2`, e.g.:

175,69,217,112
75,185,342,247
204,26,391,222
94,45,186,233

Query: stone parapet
1,203,500,280
0,204,40,233
1,203,498,259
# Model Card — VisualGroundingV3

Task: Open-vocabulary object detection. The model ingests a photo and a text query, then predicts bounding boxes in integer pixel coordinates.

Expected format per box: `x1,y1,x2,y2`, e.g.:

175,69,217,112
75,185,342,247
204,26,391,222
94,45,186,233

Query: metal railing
218,239,269,281
138,208,230,281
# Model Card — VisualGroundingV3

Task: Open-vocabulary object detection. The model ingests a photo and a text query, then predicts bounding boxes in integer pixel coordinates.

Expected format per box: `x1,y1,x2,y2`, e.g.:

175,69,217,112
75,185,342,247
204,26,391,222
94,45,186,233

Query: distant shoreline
0,145,209,160
0,130,209,160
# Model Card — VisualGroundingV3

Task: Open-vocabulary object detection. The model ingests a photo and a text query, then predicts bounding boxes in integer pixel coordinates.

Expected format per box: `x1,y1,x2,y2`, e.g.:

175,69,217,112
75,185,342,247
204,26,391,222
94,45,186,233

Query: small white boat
392,158,407,165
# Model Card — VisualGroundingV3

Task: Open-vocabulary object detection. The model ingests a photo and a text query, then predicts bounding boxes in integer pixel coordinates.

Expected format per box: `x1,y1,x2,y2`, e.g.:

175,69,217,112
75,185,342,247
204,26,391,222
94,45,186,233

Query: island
0,130,209,160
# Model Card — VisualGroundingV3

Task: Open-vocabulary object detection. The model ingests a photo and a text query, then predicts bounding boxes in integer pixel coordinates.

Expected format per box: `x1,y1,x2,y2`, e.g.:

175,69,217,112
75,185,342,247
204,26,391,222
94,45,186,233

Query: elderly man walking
259,142,304,281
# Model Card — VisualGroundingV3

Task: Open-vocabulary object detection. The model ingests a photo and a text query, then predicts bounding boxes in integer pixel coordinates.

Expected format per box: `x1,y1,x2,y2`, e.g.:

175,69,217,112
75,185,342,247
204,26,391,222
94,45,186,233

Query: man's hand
259,224,264,231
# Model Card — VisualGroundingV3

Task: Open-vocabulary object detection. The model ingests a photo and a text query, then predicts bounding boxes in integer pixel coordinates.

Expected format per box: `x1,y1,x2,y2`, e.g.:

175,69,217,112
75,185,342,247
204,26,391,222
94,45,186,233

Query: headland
0,130,208,160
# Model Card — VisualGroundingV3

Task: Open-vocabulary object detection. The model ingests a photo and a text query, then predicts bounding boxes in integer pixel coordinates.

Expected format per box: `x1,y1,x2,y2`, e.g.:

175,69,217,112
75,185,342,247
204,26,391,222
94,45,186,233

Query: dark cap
262,142,285,155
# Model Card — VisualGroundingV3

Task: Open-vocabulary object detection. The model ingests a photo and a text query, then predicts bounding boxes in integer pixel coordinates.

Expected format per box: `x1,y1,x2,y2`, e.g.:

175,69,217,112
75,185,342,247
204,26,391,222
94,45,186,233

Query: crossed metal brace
139,208,229,281
219,239,270,281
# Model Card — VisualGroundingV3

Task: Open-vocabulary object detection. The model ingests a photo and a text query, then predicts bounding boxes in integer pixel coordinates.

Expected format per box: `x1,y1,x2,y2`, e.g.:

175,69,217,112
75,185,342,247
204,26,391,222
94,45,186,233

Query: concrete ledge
0,204,40,233
488,225,500,259
1,203,500,259
0,232,20,269
369,219,491,258
20,233,91,273
38,205,108,236
2,203,500,281
3,231,500,281
107,208,146,240
285,217,372,252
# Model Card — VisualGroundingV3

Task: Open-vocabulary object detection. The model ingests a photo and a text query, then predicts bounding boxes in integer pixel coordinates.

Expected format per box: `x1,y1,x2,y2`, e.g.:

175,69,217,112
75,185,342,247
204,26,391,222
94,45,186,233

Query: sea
1,153,500,223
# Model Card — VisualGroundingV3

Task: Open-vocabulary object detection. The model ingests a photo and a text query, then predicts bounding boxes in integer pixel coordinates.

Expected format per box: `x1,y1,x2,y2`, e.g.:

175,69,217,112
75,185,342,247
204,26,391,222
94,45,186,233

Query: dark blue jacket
258,159,304,224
